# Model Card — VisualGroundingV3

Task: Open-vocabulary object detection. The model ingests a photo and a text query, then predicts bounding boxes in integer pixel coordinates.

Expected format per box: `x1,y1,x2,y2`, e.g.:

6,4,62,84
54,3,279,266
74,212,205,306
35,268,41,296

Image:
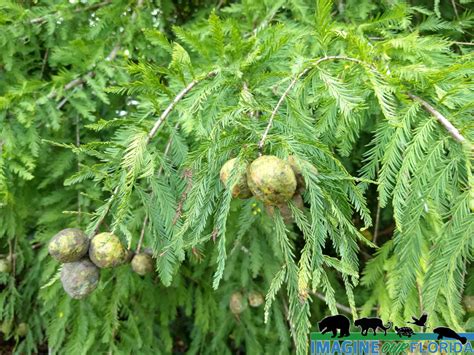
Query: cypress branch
146,70,218,141
258,55,377,152
407,93,468,144
137,121,179,252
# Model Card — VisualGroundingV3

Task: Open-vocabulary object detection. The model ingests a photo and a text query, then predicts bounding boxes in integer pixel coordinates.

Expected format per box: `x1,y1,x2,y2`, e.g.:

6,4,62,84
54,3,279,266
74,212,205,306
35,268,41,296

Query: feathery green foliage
0,0,472,353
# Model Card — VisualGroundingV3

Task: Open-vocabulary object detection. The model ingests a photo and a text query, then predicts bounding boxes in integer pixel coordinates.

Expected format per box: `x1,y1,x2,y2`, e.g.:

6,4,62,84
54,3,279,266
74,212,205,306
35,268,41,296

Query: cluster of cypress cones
220,155,317,221
48,229,154,299
229,291,264,315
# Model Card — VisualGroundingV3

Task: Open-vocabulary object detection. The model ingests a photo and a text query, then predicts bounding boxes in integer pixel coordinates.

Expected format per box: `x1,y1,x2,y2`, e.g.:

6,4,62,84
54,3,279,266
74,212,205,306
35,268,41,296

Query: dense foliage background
0,0,473,353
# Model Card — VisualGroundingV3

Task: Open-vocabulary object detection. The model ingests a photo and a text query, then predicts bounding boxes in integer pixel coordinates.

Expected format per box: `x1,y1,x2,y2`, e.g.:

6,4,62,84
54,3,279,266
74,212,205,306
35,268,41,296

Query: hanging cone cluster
229,290,264,315
48,228,155,299
220,155,316,220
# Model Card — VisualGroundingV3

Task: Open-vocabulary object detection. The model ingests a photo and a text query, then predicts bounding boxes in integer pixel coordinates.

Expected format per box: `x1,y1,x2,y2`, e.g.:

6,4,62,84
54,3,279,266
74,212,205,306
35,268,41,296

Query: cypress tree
0,0,472,353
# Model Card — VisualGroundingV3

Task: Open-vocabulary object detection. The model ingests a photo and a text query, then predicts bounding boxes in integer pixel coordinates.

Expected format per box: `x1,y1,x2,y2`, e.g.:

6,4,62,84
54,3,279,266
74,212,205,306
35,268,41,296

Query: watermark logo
311,313,474,354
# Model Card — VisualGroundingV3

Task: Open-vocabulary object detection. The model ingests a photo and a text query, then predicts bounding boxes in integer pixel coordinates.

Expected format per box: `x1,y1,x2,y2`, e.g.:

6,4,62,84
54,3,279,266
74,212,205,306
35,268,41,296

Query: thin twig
407,93,467,143
0,242,42,259
157,124,178,176
173,169,193,225
40,49,49,77
147,71,217,142
91,185,119,236
453,41,474,46
282,297,298,350
76,116,81,224
451,0,459,18
258,75,302,155
311,291,353,314
311,291,377,313
131,0,144,21
373,201,381,246
136,215,148,253
8,240,14,276
52,42,118,106
56,95,71,110
416,281,424,314
12,238,17,276
245,7,279,38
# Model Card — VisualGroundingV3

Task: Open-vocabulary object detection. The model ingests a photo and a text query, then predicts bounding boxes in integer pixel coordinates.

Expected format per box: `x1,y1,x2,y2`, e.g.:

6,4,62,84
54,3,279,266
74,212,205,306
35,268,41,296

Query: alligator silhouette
354,317,392,336
433,327,467,344
318,315,351,338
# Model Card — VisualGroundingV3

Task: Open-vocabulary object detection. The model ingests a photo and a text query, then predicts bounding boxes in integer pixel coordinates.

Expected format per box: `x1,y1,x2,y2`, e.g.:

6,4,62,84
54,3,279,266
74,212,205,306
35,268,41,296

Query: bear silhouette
354,317,392,336
433,327,467,344
318,315,351,338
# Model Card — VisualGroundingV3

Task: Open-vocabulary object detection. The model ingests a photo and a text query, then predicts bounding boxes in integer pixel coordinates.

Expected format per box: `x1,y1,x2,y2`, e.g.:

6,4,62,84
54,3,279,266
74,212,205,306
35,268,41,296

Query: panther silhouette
354,317,392,336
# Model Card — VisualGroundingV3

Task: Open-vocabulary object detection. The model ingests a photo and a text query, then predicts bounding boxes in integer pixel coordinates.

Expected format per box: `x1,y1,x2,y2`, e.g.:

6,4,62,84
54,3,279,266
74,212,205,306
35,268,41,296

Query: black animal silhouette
394,326,414,338
318,315,351,338
408,313,428,327
354,317,392,336
433,327,467,344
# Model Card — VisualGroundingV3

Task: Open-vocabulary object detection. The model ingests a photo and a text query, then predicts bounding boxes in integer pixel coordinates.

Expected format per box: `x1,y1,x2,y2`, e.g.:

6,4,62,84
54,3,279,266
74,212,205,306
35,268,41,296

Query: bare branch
407,93,467,143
